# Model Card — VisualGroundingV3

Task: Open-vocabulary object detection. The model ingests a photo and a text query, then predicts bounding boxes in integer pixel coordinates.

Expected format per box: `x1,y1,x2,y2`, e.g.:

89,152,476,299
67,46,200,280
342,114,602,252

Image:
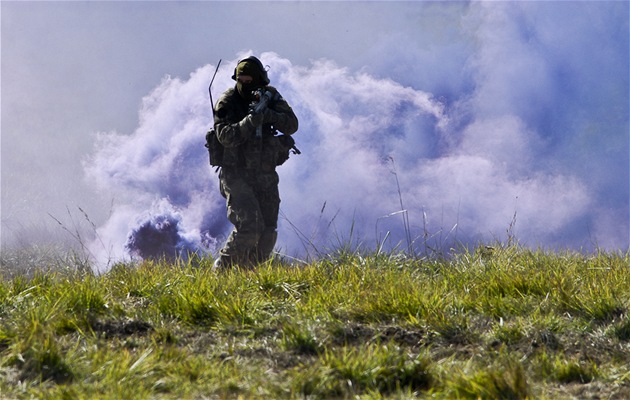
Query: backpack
275,134,300,166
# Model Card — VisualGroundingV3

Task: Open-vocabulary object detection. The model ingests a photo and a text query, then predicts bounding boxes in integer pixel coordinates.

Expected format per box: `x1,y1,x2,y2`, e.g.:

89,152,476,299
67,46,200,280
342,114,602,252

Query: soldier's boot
212,253,233,272
255,228,278,264
216,228,261,271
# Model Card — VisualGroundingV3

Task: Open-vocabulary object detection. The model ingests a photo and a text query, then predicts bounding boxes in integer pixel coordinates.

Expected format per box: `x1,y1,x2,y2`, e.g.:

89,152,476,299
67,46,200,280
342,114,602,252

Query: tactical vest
206,88,296,171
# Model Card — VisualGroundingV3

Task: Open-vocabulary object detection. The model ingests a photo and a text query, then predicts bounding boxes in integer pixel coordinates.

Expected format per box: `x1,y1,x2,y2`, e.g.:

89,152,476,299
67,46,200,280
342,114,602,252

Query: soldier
212,56,299,270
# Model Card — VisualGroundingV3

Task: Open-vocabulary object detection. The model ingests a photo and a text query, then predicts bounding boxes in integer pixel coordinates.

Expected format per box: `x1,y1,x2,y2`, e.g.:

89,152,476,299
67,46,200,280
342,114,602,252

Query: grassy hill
0,245,628,399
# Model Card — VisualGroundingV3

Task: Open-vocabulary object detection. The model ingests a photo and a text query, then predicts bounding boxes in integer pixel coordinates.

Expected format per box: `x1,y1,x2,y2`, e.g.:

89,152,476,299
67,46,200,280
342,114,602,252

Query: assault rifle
250,88,275,115
249,88,278,139
249,88,301,157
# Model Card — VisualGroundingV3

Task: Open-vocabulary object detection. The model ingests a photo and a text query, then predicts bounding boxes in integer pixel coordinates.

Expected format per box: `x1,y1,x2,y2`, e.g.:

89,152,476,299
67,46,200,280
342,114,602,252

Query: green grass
0,245,628,399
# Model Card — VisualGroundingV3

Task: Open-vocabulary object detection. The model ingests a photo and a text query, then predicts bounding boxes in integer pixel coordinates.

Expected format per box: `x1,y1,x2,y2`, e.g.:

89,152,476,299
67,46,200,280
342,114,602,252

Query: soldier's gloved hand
236,113,264,141
238,113,264,136
249,112,265,127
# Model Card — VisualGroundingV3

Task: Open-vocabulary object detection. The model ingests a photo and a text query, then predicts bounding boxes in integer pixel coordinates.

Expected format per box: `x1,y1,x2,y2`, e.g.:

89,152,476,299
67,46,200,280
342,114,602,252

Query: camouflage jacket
213,86,298,171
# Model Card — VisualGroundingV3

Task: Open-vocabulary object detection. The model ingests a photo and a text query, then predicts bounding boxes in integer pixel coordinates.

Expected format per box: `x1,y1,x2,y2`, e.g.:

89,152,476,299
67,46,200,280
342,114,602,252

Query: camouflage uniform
213,57,298,270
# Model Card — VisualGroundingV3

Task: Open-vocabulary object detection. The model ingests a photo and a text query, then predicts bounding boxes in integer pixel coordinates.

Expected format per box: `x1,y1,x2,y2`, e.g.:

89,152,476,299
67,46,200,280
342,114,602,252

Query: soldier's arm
214,98,260,147
265,87,299,135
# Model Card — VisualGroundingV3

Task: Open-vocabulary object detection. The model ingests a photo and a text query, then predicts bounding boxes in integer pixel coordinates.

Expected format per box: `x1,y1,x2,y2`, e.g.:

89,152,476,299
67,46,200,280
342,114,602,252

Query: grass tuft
447,354,529,399
294,344,434,397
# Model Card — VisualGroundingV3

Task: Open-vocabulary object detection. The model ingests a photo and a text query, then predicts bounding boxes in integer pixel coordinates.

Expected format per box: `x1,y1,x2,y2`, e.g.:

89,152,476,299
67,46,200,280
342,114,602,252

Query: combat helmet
231,56,270,86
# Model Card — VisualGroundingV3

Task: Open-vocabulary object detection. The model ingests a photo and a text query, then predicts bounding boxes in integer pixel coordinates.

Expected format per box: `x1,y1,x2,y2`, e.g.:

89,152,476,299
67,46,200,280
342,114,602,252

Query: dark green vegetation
0,246,628,399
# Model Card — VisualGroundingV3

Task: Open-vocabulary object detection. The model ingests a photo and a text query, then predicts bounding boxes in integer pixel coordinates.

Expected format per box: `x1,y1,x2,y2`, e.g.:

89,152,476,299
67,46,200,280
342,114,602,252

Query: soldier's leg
254,174,280,263
216,172,265,269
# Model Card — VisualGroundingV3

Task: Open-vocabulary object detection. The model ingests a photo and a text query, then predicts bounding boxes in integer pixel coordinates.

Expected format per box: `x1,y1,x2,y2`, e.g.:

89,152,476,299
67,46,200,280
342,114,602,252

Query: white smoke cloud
83,2,628,270
84,55,582,269
84,65,231,270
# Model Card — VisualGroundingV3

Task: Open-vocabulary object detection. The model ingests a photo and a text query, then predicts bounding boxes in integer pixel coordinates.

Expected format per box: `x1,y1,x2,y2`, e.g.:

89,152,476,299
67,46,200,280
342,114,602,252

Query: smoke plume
84,3,628,271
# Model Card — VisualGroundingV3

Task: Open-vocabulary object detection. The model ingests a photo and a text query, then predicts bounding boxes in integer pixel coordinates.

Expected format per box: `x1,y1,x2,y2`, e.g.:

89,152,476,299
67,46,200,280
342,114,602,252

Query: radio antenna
208,59,222,114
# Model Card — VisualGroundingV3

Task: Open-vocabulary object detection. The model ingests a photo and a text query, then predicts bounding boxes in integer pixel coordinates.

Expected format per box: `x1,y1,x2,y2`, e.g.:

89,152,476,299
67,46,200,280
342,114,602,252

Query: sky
2,1,629,270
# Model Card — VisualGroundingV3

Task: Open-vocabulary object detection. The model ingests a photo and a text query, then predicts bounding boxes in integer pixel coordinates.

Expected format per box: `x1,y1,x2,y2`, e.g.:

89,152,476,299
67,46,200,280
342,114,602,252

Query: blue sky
2,1,628,265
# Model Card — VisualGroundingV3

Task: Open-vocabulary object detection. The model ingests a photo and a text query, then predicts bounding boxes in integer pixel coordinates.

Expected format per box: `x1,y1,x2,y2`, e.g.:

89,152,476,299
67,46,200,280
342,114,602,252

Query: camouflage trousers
216,167,280,269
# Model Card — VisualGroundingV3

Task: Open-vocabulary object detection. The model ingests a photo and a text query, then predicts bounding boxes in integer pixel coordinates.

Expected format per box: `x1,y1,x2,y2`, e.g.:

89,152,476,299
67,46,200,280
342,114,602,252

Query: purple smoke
124,213,188,261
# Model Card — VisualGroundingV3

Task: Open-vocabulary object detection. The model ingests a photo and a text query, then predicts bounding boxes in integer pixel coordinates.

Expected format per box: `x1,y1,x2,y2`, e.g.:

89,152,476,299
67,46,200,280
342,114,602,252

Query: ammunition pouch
205,128,224,167
205,128,298,171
